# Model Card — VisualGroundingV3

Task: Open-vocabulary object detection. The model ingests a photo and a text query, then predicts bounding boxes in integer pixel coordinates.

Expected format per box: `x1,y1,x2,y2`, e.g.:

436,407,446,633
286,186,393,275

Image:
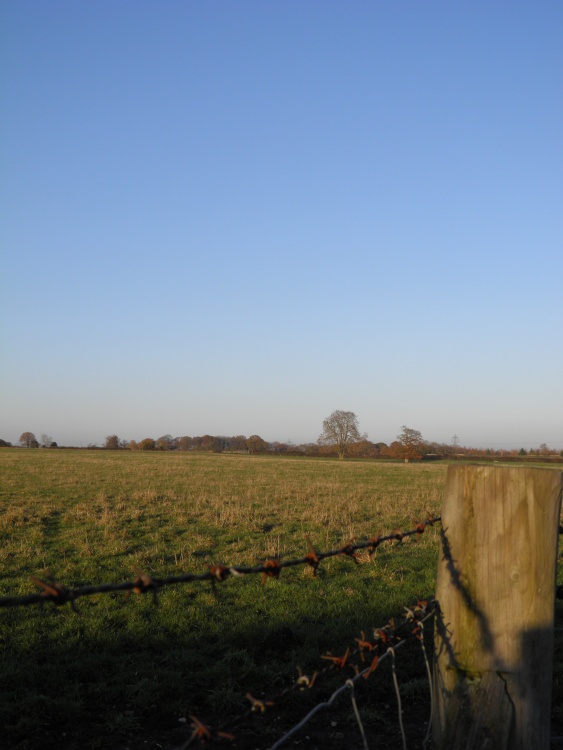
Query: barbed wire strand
0,517,441,610
177,603,435,748
189,601,434,745
266,606,436,750
267,680,353,750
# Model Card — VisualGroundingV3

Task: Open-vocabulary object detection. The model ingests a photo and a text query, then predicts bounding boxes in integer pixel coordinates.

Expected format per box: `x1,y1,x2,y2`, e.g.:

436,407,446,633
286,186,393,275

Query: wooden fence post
433,464,562,750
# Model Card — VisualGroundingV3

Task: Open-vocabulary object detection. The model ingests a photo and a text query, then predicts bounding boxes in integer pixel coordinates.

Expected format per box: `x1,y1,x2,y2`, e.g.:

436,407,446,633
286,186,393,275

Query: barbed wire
179,600,436,748
0,516,441,610
268,605,437,750
177,519,563,747
3,514,558,746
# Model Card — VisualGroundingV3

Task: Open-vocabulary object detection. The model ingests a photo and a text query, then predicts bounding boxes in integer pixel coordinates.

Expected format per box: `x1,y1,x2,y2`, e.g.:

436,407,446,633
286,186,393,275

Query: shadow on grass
0,573,437,750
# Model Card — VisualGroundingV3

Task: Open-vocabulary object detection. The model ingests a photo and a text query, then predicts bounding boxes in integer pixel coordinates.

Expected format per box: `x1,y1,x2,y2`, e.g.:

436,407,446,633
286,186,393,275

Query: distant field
0,450,560,749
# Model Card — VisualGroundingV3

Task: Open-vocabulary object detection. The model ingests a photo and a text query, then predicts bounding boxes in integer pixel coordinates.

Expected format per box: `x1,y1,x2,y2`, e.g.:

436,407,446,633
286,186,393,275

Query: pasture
0,449,560,749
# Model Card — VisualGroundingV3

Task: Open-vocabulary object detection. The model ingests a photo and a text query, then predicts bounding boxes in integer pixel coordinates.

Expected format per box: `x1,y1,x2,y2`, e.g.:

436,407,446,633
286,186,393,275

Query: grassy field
0,449,560,749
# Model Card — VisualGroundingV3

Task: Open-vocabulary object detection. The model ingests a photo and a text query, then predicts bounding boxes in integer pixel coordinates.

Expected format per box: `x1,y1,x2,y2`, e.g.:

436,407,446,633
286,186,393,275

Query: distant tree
303,444,319,456
30,439,39,448
318,443,338,457
518,448,527,456
227,435,248,452
0,439,12,447
128,440,139,451
49,442,58,448
40,433,53,448
270,441,289,453
347,439,379,458
197,435,224,452
19,432,37,448
426,441,454,456
104,435,121,450
372,442,387,457
284,443,304,455
176,436,193,451
156,434,176,451
384,441,403,458
318,410,365,460
139,438,156,451
246,435,269,454
396,426,425,461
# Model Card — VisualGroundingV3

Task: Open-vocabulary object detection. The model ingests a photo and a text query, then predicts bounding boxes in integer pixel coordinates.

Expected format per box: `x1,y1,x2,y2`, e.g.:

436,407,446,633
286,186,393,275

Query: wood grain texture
433,465,562,750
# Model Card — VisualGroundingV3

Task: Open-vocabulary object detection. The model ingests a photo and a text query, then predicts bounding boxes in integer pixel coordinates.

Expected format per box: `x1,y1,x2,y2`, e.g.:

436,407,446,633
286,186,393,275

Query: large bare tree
318,410,365,459
19,432,37,448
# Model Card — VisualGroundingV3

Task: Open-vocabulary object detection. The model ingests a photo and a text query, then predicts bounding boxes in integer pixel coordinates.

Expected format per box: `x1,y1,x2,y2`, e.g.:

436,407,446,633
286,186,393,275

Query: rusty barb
0,516,441,610
182,599,436,747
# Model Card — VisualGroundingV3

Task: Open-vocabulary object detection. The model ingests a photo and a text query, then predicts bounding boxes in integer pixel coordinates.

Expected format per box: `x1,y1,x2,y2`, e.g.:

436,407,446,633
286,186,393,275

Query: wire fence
181,600,437,749
3,513,559,748
174,518,563,748
1,515,442,748
268,605,437,750
0,516,441,610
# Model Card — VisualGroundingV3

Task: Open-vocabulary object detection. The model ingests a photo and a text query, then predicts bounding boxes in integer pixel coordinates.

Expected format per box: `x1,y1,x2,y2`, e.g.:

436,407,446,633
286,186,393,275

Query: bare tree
318,410,365,459
139,438,156,451
176,436,193,451
40,433,53,448
104,435,120,450
156,434,176,451
396,425,425,461
19,432,37,448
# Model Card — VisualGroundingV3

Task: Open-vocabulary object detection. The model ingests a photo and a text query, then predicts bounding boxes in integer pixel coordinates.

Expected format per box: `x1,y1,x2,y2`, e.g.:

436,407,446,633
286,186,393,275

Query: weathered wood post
433,464,562,750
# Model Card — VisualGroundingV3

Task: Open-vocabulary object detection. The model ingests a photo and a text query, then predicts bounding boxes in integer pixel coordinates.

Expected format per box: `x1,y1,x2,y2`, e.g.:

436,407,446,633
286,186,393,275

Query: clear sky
1,1,562,449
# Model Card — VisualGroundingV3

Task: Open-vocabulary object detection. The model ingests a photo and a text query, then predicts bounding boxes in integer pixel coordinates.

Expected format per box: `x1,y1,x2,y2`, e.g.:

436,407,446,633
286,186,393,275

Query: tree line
2,432,58,449
3,413,562,460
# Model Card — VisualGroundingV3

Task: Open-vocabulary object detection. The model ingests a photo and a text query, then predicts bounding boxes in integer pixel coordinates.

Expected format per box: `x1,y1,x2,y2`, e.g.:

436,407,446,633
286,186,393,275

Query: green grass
0,449,560,749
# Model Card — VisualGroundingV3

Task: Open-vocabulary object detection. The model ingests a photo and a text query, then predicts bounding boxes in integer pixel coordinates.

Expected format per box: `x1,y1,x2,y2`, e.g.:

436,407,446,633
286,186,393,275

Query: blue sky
1,1,562,449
